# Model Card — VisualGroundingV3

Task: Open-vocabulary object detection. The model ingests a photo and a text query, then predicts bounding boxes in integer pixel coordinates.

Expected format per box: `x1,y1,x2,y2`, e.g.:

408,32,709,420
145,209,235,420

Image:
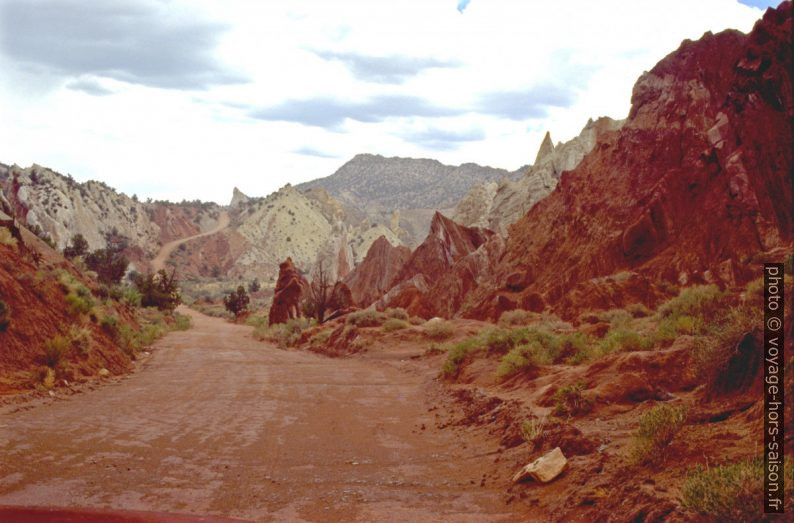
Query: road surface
0,308,518,522
151,212,230,273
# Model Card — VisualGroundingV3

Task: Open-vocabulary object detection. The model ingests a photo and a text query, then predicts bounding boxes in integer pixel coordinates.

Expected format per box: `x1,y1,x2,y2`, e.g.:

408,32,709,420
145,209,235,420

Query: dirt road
0,308,519,522
151,212,230,273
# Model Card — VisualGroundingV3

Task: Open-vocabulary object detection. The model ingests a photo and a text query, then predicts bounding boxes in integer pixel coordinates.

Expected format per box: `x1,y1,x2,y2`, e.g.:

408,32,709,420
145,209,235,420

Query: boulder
512,447,568,484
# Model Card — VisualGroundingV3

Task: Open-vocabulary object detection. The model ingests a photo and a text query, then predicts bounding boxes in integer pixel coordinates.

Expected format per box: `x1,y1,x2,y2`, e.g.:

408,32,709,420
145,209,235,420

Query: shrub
84,230,129,284
423,318,455,340
346,309,383,327
596,308,633,327
134,270,182,311
0,300,9,332
552,382,593,417
442,338,482,377
496,344,542,379
383,318,409,332
121,286,142,307
39,366,56,389
680,458,794,521
223,286,250,317
248,278,261,293
68,326,92,355
43,334,70,368
255,317,314,348
521,418,546,447
598,327,652,354
308,329,332,347
498,309,534,326
63,233,89,259
692,305,762,393
65,291,94,317
409,316,424,325
657,284,726,323
384,307,409,321
556,332,591,363
630,404,687,465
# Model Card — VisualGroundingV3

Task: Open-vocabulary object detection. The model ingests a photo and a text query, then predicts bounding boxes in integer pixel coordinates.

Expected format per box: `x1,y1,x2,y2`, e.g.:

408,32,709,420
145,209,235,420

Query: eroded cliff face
0,164,222,264
343,235,411,308
453,117,624,234
462,3,793,320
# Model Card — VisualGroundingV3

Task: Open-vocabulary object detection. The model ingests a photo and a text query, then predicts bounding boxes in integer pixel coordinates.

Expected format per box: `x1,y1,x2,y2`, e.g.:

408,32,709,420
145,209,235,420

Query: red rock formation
391,211,494,287
462,4,793,320
378,212,495,317
268,257,309,325
343,235,411,307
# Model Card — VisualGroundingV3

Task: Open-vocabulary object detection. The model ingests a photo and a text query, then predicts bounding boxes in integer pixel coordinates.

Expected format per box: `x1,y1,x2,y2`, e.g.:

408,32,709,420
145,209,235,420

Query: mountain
296,154,520,212
453,117,624,234
460,3,793,320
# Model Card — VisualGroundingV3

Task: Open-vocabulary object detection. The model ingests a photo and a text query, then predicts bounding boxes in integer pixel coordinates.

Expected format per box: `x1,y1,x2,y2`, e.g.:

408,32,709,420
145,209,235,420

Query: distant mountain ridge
296,153,523,212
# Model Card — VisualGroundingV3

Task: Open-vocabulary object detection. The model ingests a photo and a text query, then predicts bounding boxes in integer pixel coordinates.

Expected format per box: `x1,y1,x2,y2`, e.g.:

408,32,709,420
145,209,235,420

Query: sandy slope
0,308,521,522
151,212,230,273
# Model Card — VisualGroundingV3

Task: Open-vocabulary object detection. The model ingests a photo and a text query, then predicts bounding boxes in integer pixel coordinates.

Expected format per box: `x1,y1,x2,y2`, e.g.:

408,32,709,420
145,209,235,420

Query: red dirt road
0,309,519,522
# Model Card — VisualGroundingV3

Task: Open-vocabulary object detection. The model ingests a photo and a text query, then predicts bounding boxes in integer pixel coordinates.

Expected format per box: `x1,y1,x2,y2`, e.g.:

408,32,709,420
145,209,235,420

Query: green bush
596,308,633,327
223,285,250,317
383,318,409,332
442,338,482,377
496,344,542,379
65,291,94,317
134,270,182,311
346,309,383,327
657,285,726,323
121,286,142,307
498,309,534,326
255,317,314,348
552,382,593,417
43,334,70,368
0,300,10,332
423,318,455,340
0,228,17,248
680,457,793,520
598,327,653,354
384,307,409,321
630,404,687,465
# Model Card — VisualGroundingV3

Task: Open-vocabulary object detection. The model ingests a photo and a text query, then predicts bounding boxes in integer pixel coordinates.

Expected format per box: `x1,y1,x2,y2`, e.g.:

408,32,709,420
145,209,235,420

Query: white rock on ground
512,446,568,483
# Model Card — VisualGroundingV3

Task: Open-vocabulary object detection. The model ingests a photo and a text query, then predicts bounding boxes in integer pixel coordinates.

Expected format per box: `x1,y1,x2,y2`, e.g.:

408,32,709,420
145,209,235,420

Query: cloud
250,95,462,128
294,146,338,158
400,126,485,150
477,85,577,120
65,77,114,96
0,0,246,90
315,51,458,83
457,0,472,14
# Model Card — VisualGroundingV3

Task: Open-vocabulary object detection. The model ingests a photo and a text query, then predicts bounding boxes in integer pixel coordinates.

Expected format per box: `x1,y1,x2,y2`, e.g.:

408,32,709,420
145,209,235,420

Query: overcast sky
0,0,780,203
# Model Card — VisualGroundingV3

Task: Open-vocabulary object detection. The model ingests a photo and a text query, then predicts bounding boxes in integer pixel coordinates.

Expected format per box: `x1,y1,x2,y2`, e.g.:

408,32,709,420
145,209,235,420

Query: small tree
248,278,261,293
134,269,181,311
63,233,89,259
85,229,129,284
224,286,250,317
303,259,332,323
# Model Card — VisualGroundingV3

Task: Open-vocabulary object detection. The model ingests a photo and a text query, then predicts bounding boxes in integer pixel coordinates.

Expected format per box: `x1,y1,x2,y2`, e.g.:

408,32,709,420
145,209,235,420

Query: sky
0,0,780,204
